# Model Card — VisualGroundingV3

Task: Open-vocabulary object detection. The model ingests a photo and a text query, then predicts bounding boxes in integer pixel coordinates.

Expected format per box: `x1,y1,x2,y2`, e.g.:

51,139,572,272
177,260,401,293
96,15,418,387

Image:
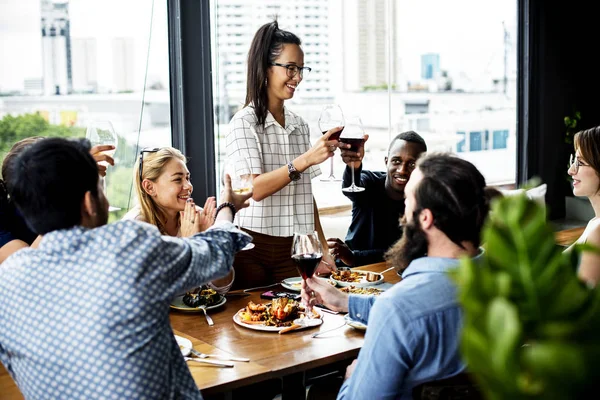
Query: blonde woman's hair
133,147,187,234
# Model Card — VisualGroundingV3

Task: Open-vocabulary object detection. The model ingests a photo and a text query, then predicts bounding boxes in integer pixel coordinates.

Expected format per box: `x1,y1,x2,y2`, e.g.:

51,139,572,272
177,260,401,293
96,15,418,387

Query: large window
210,0,518,210
0,0,171,221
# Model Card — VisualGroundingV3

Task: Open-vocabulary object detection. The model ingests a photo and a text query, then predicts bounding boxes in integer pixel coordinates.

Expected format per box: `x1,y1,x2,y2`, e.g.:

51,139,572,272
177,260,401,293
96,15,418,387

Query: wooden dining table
0,224,586,399
0,262,398,400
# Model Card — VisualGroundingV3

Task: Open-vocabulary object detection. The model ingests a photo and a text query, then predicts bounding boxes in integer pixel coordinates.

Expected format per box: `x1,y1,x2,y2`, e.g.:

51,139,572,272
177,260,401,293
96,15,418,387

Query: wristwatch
287,162,301,181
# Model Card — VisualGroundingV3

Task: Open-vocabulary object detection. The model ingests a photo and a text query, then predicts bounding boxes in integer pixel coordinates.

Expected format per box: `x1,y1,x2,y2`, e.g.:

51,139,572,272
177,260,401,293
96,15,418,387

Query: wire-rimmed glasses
569,153,588,174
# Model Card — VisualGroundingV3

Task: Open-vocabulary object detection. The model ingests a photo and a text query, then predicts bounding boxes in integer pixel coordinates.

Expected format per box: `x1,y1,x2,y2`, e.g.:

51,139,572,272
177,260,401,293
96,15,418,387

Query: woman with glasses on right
226,20,340,290
567,125,600,286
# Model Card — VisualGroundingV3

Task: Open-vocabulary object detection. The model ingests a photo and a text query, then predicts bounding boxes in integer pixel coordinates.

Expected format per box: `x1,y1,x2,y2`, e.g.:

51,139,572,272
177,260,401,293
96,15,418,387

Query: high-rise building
72,38,98,93
421,53,440,80
341,0,398,91
40,0,72,95
112,37,135,93
214,0,332,110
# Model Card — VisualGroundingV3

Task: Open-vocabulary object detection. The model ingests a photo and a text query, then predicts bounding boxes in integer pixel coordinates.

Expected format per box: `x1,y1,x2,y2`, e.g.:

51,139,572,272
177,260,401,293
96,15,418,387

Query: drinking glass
318,104,344,182
292,231,323,280
340,116,366,192
86,121,118,203
222,156,254,250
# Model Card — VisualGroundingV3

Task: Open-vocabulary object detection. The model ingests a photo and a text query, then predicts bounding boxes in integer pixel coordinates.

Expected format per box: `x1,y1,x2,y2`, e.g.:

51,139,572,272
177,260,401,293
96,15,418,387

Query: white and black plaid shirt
226,106,321,237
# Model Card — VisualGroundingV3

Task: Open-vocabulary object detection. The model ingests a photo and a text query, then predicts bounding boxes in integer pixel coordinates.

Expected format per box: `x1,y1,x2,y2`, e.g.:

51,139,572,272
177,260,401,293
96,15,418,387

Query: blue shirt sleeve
338,295,414,399
348,294,378,325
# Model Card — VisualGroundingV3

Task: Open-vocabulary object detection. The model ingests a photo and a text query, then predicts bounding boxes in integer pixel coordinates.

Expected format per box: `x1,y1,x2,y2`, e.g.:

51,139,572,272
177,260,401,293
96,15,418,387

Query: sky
0,0,517,92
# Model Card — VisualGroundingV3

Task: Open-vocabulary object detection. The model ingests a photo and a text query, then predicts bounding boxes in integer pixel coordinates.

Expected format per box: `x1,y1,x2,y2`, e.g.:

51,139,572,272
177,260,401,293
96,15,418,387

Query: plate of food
175,335,192,356
233,298,322,332
339,286,385,296
344,314,367,331
170,286,227,312
330,269,384,288
281,277,303,292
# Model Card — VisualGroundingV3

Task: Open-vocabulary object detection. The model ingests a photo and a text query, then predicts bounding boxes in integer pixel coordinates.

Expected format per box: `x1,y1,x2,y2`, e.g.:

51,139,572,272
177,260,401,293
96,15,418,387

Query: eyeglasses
138,147,160,184
271,63,311,79
569,153,589,173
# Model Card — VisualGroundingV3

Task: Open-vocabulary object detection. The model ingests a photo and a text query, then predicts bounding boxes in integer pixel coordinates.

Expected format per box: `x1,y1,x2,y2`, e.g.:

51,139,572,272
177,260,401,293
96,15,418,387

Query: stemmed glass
86,121,119,209
340,116,366,192
292,231,323,315
222,156,255,250
318,104,344,182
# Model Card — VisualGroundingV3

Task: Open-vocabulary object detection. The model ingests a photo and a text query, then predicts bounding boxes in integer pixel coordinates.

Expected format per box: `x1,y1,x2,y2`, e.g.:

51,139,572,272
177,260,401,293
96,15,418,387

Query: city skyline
0,0,516,94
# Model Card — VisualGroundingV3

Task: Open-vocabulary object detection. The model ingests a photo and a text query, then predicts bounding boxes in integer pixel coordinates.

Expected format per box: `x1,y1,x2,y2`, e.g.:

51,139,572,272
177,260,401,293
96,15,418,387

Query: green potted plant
452,193,600,399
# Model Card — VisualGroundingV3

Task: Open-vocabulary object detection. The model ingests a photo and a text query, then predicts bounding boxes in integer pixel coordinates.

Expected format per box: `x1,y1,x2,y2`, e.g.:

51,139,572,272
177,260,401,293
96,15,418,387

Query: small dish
175,335,193,356
344,314,367,331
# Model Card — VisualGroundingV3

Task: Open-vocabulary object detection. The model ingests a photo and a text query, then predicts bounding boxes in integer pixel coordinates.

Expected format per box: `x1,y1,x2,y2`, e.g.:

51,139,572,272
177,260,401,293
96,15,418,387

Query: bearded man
302,153,490,399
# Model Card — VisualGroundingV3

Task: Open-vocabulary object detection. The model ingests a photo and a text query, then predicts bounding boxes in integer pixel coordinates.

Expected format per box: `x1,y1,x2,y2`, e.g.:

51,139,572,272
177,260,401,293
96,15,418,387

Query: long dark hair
245,20,301,127
1,136,44,209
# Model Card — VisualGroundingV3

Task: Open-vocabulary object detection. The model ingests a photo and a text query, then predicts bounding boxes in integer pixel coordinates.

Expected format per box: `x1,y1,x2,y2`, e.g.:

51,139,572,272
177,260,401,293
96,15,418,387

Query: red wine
292,253,322,279
339,137,365,152
322,127,344,141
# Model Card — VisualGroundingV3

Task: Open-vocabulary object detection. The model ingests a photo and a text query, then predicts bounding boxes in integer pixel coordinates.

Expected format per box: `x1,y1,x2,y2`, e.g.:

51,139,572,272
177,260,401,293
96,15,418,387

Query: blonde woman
124,147,234,292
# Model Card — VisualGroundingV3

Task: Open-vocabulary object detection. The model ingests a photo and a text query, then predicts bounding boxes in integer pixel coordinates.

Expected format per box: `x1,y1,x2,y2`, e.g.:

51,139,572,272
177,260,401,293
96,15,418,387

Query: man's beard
384,215,429,273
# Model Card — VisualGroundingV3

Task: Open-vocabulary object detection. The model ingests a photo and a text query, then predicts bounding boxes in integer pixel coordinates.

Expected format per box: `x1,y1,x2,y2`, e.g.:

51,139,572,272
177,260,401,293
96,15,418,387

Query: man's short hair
6,137,98,235
387,131,427,155
414,153,488,248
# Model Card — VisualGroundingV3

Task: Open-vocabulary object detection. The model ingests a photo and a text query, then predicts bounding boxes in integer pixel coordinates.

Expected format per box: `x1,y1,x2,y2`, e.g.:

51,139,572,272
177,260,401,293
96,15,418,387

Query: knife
184,357,234,368
190,348,250,362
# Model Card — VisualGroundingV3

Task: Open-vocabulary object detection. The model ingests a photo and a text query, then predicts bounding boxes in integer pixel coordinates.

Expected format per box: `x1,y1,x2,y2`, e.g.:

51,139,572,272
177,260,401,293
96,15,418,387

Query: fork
199,305,214,326
184,357,233,368
190,348,250,362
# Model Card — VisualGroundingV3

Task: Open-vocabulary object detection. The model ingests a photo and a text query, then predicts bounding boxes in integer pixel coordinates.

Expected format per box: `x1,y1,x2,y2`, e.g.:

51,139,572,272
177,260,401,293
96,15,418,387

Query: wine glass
86,121,118,207
340,116,366,192
292,231,323,311
318,104,344,182
222,156,254,250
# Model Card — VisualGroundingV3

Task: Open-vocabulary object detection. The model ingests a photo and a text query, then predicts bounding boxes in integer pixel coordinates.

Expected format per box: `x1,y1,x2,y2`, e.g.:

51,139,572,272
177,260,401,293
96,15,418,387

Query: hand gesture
302,127,344,167
180,198,202,237
327,238,355,267
220,173,253,213
340,134,369,168
301,276,349,313
89,145,115,176
197,196,216,232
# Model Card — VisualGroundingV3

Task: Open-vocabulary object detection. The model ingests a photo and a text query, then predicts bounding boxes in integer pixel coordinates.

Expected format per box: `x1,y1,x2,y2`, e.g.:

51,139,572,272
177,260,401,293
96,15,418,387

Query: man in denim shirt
303,153,489,399
0,138,253,399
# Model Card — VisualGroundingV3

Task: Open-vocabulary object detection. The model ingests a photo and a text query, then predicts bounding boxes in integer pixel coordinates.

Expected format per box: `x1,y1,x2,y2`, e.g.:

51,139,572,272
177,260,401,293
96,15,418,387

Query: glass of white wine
222,156,254,250
86,121,119,211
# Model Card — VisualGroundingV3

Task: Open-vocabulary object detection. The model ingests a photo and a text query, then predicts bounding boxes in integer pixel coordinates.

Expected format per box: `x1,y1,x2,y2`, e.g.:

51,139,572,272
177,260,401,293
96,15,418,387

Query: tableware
170,294,226,312
233,308,323,332
189,348,250,362
199,305,214,326
318,104,344,182
292,232,323,309
330,270,384,288
184,357,234,368
281,277,302,292
279,317,323,334
311,321,348,338
340,115,366,193
344,314,367,331
222,156,253,195
175,335,193,356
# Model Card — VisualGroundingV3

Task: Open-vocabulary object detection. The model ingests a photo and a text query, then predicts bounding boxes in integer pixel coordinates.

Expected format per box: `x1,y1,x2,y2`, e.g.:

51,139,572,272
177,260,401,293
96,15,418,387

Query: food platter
339,286,385,295
330,270,384,288
233,299,322,332
170,294,226,312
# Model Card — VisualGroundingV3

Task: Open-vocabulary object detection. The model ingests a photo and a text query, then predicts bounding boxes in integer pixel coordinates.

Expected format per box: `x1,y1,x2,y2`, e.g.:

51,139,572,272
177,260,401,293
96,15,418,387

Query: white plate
281,277,302,292
330,270,384,288
344,314,367,331
170,294,226,312
175,335,192,356
233,308,323,332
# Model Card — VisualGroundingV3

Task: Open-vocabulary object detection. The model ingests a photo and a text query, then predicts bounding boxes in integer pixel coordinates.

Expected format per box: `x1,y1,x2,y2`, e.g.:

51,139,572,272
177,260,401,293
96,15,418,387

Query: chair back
412,373,484,400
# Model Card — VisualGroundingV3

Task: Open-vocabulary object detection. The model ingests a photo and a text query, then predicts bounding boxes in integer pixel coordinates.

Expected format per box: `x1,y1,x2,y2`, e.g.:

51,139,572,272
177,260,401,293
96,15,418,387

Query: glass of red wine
318,104,344,182
340,115,366,192
292,231,323,310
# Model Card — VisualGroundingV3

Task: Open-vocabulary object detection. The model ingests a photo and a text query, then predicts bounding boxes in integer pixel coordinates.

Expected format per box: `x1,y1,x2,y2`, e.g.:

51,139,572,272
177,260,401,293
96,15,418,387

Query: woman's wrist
293,155,309,172
214,202,236,222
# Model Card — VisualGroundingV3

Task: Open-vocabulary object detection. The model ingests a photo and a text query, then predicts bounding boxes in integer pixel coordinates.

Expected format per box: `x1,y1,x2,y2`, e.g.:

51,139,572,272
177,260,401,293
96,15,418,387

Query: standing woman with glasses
124,147,234,293
226,20,339,289
567,125,600,286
